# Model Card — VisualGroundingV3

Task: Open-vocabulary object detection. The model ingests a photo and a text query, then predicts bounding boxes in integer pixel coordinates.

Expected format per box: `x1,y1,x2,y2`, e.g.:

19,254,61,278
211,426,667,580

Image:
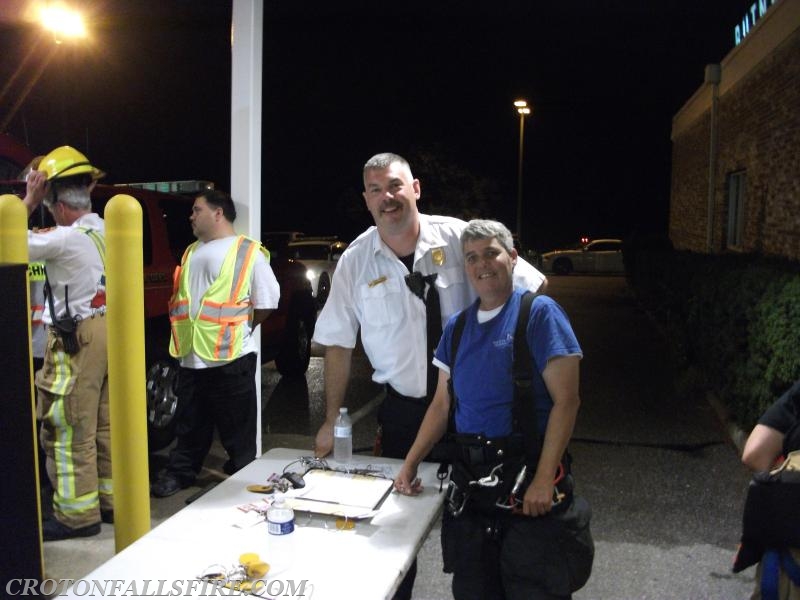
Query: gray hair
44,177,92,210
363,152,411,174
461,219,515,254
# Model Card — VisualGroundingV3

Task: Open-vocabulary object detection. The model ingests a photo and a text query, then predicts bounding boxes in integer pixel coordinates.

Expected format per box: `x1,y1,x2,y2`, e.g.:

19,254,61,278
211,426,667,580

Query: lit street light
514,99,532,244
40,4,88,43
0,4,88,132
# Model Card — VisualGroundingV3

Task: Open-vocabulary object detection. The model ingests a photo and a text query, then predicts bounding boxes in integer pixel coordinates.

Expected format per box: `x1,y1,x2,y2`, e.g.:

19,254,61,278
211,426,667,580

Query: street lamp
0,5,88,132
514,99,532,244
39,5,88,44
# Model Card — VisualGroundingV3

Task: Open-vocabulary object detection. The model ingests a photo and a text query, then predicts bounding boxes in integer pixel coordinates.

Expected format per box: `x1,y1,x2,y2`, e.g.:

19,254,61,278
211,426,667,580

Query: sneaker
101,509,114,524
150,472,192,498
42,517,101,541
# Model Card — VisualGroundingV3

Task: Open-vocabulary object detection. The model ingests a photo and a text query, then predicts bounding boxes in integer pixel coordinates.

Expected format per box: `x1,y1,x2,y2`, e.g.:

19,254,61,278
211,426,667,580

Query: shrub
627,246,800,431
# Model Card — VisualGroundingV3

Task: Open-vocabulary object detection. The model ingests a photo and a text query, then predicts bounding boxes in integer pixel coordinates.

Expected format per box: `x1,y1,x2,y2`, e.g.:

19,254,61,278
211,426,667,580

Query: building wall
670,114,711,252
669,0,800,260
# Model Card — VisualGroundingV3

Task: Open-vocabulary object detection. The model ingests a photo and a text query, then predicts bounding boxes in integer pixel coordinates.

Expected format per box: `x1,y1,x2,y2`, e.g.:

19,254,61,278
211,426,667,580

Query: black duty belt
433,433,527,467
385,384,429,407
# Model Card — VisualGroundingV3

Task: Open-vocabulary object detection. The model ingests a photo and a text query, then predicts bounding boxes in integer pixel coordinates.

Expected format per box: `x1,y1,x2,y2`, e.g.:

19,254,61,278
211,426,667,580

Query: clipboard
285,469,394,519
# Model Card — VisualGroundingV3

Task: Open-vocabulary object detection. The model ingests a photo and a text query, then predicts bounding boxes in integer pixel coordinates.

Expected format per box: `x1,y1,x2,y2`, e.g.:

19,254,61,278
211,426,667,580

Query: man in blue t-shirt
395,219,587,599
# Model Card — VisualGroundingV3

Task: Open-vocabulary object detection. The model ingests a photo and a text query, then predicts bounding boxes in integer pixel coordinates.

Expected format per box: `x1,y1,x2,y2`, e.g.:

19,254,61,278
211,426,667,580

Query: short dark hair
200,189,236,222
363,152,410,173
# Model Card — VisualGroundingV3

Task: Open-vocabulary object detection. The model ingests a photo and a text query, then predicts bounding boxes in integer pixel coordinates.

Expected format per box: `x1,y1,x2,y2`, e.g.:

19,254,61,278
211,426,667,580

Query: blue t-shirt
434,289,582,437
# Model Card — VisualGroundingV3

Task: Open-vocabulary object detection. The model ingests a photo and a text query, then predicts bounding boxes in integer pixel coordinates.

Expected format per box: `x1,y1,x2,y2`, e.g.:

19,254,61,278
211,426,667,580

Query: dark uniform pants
167,352,258,481
378,387,429,600
442,496,593,600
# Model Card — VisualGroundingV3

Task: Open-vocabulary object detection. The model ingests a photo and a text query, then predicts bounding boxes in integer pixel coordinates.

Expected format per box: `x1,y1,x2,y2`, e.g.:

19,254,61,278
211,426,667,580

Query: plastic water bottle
267,494,295,535
333,407,353,463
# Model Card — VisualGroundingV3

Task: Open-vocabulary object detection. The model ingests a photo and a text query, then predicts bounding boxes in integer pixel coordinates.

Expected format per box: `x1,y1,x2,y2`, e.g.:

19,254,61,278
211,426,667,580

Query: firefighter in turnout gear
22,146,111,541
150,189,279,498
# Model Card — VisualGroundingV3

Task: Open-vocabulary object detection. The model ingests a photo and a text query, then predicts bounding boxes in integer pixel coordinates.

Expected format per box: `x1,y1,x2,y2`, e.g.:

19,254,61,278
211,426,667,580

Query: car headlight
305,269,317,281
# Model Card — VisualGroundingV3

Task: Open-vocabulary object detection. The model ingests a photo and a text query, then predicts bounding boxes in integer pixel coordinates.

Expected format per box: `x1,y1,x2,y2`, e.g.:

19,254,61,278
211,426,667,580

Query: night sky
0,0,759,249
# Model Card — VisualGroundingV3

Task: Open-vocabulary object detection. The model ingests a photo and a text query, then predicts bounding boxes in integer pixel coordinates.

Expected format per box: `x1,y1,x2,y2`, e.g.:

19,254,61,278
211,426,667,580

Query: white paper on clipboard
285,469,394,519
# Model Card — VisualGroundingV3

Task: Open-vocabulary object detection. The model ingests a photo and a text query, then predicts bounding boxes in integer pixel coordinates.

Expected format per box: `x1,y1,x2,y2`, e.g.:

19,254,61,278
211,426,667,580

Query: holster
53,315,81,355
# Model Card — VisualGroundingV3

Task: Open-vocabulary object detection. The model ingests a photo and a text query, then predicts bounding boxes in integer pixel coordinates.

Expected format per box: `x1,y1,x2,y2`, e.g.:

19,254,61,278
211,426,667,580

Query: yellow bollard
105,194,151,551
0,193,29,263
0,193,44,578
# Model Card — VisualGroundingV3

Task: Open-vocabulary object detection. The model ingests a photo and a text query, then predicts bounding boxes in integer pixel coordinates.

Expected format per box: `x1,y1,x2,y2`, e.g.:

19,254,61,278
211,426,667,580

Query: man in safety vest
22,146,110,541
151,189,279,498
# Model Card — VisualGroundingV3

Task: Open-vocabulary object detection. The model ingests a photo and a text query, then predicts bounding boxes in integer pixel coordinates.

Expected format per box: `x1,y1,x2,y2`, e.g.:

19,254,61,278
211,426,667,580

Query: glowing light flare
517,107,531,116
39,4,87,43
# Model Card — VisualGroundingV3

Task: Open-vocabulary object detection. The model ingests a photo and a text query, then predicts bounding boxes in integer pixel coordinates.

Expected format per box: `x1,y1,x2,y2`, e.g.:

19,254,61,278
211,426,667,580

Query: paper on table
286,469,393,517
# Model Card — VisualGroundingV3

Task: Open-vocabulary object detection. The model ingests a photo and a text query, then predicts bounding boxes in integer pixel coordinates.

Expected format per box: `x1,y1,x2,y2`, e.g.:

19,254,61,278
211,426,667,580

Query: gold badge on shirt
431,248,446,266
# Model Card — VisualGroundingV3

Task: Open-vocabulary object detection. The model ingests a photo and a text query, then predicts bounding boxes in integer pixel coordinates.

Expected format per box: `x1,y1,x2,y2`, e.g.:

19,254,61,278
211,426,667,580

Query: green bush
626,246,800,431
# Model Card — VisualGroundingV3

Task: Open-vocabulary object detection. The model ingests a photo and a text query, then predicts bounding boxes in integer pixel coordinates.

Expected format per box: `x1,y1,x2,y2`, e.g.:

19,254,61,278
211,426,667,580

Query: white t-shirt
313,214,546,398
28,213,106,324
181,236,280,369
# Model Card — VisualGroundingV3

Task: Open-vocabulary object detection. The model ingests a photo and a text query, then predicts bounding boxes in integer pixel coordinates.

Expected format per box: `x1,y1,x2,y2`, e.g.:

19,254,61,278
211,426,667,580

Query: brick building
669,0,800,260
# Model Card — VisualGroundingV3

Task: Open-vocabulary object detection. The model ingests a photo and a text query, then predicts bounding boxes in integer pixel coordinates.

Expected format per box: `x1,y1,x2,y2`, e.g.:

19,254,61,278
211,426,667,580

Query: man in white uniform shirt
312,152,547,599
150,189,280,498
23,146,111,541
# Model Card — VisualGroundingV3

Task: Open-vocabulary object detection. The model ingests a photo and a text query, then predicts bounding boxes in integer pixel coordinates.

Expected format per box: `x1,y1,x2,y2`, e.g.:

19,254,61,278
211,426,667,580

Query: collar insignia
431,248,445,266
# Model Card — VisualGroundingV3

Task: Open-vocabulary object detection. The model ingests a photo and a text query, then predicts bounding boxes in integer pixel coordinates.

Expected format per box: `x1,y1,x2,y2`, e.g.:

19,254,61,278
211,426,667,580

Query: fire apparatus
1,133,317,451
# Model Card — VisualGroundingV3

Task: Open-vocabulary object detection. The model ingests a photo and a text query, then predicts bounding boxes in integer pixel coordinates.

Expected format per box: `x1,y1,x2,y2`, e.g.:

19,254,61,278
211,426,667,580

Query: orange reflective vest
168,235,269,361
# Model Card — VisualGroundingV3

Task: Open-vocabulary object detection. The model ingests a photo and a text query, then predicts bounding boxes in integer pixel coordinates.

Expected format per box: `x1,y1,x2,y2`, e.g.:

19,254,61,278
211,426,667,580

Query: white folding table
59,448,446,599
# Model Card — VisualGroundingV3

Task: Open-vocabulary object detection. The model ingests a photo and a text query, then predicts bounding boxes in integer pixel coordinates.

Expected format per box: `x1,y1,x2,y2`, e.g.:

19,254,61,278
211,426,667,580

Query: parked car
261,231,305,258
540,238,625,275
0,133,317,452
286,237,348,307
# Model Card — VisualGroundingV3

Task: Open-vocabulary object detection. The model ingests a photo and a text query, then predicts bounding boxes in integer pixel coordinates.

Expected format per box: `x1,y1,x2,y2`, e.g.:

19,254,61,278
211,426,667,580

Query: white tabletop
60,448,445,599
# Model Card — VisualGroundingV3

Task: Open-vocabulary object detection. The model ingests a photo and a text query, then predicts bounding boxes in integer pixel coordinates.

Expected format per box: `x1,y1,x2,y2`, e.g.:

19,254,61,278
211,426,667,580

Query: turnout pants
36,315,111,529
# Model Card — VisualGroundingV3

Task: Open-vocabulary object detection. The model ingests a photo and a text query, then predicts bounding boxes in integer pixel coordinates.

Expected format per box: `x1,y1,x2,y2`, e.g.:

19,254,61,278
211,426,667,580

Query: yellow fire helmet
40,145,106,181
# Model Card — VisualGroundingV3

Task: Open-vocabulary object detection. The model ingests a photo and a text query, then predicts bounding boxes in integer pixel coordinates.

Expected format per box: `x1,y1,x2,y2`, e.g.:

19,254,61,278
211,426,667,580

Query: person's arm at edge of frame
314,345,354,458
742,424,784,472
394,368,451,496
523,354,581,517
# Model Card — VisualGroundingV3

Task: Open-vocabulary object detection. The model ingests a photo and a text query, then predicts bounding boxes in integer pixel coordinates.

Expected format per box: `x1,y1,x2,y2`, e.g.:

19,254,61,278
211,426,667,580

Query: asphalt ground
42,275,758,599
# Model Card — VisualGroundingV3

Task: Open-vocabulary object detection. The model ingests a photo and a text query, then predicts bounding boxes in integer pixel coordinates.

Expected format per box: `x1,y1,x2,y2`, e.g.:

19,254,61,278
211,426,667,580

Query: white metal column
231,0,264,456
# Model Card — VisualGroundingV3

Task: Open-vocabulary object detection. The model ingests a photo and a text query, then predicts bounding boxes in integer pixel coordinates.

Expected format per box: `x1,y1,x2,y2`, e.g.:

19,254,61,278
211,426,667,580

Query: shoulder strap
446,310,468,432
77,227,106,269
513,291,542,464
